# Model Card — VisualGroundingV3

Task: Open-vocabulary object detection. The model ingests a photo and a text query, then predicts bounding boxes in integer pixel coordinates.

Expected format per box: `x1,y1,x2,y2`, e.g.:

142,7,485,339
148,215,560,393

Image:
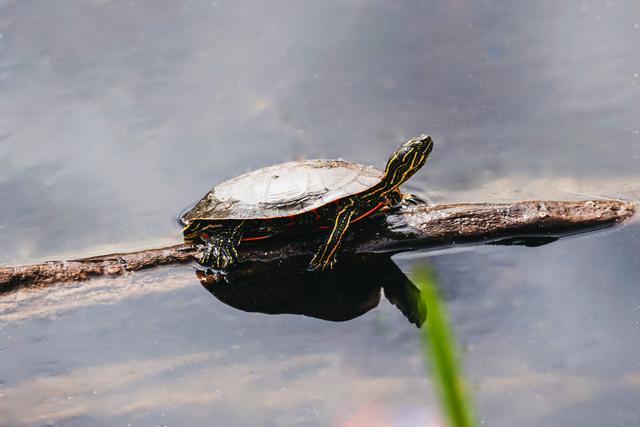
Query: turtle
180,134,434,272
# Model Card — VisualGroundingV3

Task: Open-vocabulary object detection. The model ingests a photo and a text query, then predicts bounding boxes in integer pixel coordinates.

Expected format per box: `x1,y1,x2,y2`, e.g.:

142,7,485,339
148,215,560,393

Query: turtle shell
181,159,384,222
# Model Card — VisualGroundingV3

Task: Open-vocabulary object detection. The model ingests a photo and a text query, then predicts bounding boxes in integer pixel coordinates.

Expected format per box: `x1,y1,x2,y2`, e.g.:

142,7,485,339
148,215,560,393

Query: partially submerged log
0,199,634,294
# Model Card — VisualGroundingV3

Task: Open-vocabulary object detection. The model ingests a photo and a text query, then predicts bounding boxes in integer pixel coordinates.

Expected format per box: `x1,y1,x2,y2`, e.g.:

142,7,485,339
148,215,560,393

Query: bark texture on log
0,199,634,294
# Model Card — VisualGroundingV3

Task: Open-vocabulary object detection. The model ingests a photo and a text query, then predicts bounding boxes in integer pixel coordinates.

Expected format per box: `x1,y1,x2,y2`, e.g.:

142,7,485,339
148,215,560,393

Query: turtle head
381,134,434,191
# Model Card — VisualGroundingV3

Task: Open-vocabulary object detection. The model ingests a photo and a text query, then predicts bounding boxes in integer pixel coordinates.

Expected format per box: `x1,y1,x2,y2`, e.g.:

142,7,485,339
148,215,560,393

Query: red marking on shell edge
242,235,271,241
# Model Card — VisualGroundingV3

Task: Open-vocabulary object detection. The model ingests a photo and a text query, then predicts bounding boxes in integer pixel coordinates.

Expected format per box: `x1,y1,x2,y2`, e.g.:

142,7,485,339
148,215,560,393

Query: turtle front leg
308,201,356,272
401,192,429,206
199,221,245,270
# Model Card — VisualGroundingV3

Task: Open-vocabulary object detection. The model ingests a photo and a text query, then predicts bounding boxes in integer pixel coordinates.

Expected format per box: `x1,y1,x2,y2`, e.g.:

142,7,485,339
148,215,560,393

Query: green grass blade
414,266,476,427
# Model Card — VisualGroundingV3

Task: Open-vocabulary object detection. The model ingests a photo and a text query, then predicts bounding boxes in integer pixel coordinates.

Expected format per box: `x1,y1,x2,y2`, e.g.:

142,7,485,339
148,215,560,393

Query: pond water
1,1,639,426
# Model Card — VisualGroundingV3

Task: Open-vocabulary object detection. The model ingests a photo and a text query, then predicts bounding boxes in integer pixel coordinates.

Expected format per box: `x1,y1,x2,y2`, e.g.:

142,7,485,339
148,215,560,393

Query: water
1,1,639,426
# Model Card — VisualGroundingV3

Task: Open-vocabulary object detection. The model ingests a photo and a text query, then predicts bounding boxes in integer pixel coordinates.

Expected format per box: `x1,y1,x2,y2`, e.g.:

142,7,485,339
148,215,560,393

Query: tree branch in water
0,199,634,294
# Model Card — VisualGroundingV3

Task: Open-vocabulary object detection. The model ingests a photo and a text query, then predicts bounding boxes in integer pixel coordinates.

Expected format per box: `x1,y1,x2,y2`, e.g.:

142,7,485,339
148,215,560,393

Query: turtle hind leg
308,202,356,272
199,221,245,270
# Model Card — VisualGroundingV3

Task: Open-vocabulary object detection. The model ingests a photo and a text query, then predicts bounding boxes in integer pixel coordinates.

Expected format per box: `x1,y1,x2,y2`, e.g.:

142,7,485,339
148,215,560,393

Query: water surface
1,1,639,426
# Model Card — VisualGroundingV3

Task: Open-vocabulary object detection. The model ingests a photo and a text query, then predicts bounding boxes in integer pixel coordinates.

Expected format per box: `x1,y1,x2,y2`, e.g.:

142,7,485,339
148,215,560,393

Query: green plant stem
415,266,476,427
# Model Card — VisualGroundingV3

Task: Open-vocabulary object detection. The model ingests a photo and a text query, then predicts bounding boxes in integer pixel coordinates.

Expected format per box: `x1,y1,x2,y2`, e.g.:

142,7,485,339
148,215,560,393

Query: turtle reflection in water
198,255,428,327
195,235,567,326
181,135,433,271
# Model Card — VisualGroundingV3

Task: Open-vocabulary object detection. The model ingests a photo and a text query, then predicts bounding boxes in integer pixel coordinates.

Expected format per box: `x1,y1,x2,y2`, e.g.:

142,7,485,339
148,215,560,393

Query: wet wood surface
0,199,634,294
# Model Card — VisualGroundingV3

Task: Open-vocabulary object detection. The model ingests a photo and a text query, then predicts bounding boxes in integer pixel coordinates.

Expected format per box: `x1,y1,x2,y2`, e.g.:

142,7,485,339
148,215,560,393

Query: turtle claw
307,254,337,272
306,255,321,272
306,263,321,273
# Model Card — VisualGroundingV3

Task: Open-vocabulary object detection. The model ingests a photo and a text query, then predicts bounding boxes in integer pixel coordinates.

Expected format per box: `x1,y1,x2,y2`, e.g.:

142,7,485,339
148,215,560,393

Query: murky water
1,1,639,426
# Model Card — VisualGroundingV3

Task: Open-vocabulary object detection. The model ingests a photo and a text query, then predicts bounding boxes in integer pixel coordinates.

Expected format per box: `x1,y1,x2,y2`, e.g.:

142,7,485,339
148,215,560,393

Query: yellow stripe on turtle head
379,134,433,194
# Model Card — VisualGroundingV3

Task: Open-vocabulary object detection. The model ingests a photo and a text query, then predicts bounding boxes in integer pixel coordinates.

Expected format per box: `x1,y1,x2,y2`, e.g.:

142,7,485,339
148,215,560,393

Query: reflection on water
1,0,639,426
1,0,639,265
1,225,639,426
198,255,427,326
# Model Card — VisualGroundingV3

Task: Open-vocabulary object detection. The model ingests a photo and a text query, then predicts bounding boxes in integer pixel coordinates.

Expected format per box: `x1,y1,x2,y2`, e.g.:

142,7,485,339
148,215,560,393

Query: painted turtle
181,134,434,271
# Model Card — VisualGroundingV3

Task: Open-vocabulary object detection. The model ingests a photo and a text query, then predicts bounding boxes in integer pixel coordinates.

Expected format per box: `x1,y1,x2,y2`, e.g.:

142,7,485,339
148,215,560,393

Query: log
0,199,634,294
